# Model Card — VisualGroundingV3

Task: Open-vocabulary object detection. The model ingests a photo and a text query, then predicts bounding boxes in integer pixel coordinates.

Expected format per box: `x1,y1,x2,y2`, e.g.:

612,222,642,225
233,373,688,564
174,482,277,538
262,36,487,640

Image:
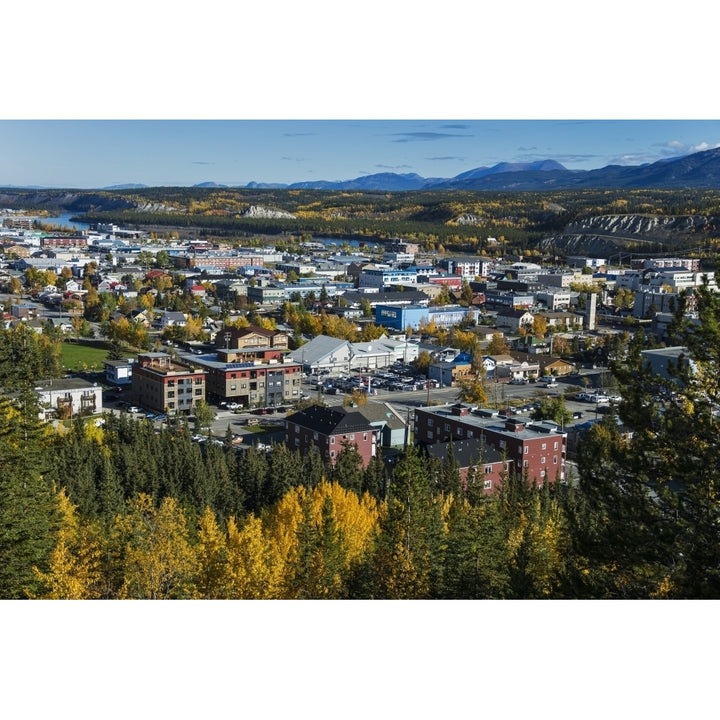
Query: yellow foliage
226,515,282,599
33,491,103,599
116,495,198,599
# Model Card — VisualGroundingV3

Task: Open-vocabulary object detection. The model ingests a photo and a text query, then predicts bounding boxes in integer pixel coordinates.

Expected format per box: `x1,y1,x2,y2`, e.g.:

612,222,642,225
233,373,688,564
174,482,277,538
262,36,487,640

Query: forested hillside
5,186,720,258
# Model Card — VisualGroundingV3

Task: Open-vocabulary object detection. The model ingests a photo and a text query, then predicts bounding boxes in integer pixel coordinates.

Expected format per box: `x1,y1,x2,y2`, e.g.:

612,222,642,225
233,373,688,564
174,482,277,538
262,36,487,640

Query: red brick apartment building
414,404,567,486
131,353,206,414
285,405,378,467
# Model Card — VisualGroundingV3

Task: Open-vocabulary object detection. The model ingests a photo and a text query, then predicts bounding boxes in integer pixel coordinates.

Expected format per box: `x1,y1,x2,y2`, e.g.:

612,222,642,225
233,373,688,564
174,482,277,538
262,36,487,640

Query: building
496,309,534,332
375,304,474,331
288,335,353,375
36,378,103,420
105,359,134,386
285,405,378,467
359,268,418,290
197,356,303,407
131,353,207,415
640,346,696,382
414,403,567,484
425,438,510,494
214,324,289,353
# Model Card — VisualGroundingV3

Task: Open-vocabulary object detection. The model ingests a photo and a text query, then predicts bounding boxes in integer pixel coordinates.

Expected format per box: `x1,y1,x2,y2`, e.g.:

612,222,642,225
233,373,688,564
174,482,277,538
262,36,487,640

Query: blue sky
2,119,719,189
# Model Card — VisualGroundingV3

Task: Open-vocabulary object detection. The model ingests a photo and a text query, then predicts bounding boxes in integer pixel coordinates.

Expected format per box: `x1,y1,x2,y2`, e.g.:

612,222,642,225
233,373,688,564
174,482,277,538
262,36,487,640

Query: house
428,360,473,388
215,324,289,352
496,308,534,332
155,310,187,329
285,405,378,467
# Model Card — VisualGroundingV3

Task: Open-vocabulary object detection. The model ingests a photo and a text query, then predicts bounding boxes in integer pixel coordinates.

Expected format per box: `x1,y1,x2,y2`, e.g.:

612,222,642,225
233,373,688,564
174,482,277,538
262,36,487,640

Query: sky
2,119,720,189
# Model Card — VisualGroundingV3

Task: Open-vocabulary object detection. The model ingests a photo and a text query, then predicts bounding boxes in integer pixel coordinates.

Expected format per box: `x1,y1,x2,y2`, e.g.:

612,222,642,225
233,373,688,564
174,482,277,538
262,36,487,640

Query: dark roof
424,437,504,469
286,404,374,436
343,290,429,305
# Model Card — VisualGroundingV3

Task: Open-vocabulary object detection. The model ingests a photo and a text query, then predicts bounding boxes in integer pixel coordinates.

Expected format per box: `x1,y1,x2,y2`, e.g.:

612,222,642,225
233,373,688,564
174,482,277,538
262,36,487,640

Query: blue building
375,304,474,331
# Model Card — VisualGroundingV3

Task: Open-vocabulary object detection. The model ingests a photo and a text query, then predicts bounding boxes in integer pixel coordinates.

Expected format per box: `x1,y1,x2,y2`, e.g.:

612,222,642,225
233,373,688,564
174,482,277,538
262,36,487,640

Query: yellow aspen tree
195,507,230,599
225,515,279,599
117,495,198,599
33,491,103,599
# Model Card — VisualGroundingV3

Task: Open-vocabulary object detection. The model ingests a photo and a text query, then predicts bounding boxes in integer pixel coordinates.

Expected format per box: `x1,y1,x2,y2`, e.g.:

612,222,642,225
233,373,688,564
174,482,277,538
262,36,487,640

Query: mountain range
7,148,719,193
208,148,720,192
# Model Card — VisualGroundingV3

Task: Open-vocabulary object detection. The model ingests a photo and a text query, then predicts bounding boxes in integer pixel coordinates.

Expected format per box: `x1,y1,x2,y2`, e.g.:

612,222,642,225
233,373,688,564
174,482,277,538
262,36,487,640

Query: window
554,441,558,450
484,479,492,491
524,446,529,454
484,466,492,474
230,384,236,391
541,443,547,450
541,457,546,464
524,460,529,468
330,437,335,444
553,456,557,464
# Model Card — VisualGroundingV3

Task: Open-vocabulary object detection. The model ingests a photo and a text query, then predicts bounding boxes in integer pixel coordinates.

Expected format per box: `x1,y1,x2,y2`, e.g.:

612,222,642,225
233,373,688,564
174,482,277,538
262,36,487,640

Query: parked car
127,406,141,413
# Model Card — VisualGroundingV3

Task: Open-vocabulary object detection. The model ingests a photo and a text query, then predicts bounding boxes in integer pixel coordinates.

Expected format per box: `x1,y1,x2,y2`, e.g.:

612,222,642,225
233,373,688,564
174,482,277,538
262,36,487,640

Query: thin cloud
192,161,214,165
375,163,413,170
441,123,471,129
653,140,720,157
426,156,465,162
283,132,315,137
391,131,471,143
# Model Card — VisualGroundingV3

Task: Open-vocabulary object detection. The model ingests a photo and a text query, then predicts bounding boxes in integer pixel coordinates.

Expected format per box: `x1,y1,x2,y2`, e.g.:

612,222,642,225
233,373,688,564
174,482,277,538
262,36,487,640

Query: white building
36,378,103,420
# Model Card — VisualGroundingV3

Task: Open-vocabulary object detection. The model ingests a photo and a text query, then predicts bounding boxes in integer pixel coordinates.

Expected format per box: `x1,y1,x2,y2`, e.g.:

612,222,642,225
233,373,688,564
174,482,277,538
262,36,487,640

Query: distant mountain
102,183,148,190
451,159,567,182
234,148,720,192
194,181,228,188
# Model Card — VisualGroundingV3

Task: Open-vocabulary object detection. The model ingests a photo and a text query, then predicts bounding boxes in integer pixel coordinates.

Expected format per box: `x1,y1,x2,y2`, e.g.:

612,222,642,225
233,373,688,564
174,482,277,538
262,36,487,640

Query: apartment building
414,404,567,485
285,405,378,467
131,353,207,414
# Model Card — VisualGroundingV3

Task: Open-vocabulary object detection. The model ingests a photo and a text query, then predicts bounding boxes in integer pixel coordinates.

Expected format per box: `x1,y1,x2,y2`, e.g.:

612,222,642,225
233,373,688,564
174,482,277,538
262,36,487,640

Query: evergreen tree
0,392,60,598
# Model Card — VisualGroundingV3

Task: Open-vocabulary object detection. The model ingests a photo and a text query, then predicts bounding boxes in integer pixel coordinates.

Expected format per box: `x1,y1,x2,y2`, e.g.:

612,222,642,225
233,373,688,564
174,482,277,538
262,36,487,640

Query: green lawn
60,341,113,372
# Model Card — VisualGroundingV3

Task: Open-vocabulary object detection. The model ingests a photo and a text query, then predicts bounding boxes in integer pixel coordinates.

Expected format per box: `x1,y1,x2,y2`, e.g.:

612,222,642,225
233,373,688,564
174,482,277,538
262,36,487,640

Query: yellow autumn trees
35,484,381,599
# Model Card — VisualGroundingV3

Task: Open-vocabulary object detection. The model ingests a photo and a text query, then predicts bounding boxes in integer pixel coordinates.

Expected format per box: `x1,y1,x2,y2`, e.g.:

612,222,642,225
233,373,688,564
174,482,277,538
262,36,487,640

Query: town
1,200,718,601
0,209,711,485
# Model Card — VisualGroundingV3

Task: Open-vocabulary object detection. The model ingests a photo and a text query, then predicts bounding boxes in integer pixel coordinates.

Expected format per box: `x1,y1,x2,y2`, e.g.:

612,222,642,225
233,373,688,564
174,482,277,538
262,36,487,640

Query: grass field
60,342,110,372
